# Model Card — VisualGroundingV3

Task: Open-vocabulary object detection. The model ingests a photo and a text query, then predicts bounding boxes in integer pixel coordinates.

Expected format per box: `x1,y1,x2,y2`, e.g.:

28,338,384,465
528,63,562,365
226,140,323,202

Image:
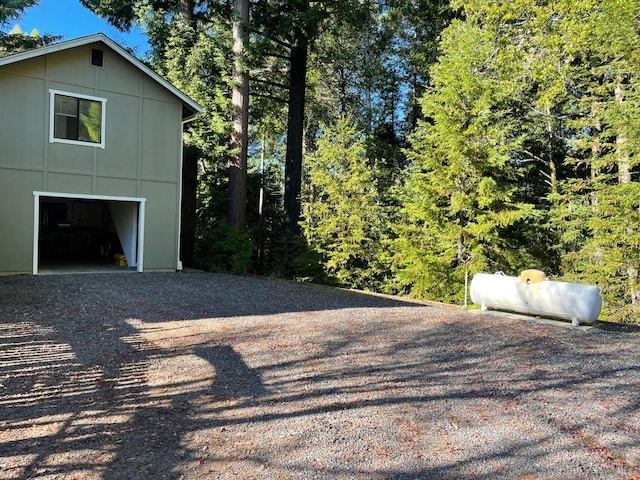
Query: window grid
49,89,107,149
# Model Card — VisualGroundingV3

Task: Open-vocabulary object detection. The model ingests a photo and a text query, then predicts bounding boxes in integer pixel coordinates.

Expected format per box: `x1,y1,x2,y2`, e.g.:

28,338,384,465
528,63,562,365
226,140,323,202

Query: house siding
0,169,43,272
0,41,187,273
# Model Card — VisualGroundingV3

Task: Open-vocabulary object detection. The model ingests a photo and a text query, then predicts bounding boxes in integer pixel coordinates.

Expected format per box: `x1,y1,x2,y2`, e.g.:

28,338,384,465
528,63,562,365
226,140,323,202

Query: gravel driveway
1,271,639,479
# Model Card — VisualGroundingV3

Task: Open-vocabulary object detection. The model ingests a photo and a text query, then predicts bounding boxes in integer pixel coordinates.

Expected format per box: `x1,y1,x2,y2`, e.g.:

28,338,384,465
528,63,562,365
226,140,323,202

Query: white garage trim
32,191,146,275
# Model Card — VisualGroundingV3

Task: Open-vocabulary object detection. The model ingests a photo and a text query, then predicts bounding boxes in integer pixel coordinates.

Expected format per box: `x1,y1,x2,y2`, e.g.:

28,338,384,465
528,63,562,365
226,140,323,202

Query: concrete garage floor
37,261,136,275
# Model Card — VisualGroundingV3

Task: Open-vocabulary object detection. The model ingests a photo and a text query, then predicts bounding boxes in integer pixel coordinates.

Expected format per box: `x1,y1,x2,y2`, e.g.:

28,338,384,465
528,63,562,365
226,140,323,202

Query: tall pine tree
302,116,389,289
395,18,536,302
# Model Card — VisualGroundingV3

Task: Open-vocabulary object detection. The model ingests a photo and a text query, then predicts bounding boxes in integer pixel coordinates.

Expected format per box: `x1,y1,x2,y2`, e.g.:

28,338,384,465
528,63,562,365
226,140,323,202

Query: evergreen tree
302,117,389,289
0,0,38,24
227,0,249,231
81,0,239,269
395,18,536,302
555,0,640,323
0,1,59,54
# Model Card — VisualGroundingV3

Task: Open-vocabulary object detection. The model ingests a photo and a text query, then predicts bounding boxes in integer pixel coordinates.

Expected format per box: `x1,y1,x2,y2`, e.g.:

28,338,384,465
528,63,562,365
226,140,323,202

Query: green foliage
395,19,537,303
141,9,239,276
79,100,102,143
72,0,640,327
0,4,61,55
279,234,333,285
78,0,139,31
546,0,640,323
0,0,38,25
159,20,232,157
302,117,391,290
384,0,640,325
245,160,285,275
575,182,640,322
193,221,253,275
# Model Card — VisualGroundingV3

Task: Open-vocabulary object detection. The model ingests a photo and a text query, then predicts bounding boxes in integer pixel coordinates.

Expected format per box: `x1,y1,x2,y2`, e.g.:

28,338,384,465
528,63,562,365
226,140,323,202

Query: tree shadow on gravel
0,321,269,479
1,272,639,479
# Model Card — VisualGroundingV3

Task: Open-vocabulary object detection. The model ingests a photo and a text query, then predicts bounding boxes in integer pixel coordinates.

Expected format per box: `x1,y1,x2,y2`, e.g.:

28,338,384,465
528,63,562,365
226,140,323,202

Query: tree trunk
615,82,640,304
544,104,558,196
227,0,249,230
177,0,195,26
590,116,601,207
616,83,631,185
283,30,309,242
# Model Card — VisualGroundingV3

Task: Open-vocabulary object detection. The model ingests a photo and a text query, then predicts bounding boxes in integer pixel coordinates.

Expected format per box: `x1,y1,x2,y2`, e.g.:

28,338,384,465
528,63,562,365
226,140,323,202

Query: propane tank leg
571,316,579,327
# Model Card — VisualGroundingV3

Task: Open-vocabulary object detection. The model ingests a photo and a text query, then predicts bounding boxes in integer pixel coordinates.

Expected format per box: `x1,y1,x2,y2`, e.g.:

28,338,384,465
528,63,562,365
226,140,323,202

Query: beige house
0,33,202,274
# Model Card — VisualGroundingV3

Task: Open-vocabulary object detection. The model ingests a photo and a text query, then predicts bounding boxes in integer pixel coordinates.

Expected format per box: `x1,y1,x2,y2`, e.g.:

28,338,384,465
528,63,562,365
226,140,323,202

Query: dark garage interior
38,197,127,271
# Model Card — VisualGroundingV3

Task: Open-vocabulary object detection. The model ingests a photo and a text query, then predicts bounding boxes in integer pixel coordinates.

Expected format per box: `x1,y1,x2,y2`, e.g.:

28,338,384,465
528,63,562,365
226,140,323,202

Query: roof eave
0,33,203,115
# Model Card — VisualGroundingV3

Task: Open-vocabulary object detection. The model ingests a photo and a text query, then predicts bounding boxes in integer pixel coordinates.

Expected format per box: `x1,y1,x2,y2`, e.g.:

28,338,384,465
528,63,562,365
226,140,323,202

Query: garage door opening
33,192,145,275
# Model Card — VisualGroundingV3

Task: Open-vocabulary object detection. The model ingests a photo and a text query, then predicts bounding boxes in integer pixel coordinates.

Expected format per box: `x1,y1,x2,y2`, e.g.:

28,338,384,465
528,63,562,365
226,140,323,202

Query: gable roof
0,33,203,120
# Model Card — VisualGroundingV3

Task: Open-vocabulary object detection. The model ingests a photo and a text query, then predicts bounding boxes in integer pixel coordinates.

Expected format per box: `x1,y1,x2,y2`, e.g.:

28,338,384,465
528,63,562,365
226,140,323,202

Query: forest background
2,0,640,325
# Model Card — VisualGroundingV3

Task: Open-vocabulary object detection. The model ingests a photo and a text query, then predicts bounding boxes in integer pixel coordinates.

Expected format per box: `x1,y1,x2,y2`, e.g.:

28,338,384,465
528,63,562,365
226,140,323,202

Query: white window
49,89,106,148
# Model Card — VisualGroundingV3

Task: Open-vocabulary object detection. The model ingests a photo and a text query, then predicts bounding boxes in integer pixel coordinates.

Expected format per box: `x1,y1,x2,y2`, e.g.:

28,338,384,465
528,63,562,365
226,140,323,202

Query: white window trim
49,89,107,149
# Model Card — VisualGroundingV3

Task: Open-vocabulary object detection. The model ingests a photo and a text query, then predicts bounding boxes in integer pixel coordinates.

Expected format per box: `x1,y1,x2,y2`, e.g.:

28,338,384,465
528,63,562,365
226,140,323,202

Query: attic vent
91,48,104,67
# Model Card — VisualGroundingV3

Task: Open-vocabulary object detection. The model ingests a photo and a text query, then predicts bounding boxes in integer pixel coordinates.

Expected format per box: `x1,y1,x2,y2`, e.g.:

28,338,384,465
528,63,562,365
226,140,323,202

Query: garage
34,192,145,275
0,34,202,275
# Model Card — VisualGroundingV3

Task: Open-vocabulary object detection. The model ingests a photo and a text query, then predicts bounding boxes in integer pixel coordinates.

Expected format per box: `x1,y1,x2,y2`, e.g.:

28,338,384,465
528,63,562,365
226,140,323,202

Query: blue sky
11,0,150,55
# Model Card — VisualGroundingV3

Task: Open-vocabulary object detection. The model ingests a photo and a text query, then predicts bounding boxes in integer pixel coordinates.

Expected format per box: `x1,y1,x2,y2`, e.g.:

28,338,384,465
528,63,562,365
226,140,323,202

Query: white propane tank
469,272,602,325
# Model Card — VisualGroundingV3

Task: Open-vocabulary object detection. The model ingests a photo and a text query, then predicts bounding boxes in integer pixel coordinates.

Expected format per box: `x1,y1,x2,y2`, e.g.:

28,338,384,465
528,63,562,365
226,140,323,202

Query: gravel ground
1,271,639,480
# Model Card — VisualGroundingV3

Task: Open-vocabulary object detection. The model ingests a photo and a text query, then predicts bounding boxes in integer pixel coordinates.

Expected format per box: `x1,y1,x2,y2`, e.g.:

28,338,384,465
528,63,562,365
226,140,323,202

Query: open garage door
33,192,146,275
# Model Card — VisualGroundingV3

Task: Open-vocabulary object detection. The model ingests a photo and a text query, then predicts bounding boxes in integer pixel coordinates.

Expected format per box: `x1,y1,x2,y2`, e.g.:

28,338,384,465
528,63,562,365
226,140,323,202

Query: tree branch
251,29,292,50
522,149,545,163
251,91,288,104
251,77,289,90
259,51,291,61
